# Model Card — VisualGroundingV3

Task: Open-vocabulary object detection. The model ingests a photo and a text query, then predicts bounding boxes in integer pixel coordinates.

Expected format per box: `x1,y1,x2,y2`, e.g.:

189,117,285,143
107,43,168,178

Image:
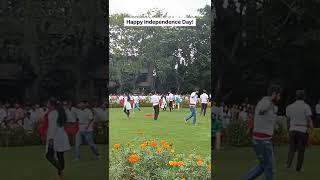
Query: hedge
219,120,320,146
109,100,211,109
0,121,107,147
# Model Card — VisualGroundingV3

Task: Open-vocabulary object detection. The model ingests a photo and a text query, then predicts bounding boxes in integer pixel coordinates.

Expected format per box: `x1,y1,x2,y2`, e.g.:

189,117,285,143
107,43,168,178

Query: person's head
194,88,199,94
78,101,86,109
267,85,281,103
56,101,67,127
296,90,306,101
203,90,207,94
14,103,20,109
152,90,156,95
47,98,57,110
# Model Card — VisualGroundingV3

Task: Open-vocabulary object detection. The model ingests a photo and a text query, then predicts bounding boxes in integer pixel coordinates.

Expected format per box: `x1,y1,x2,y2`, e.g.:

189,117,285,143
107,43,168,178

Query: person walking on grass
151,91,161,120
243,85,281,180
200,90,209,117
75,100,100,161
133,94,141,112
184,89,199,126
286,90,313,172
168,91,175,112
160,94,167,112
45,98,70,180
123,94,132,119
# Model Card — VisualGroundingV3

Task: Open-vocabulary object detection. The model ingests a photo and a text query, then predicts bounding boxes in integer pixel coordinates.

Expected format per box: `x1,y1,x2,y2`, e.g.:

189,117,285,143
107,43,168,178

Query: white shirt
134,96,140,103
189,92,198,105
0,108,7,127
46,110,70,152
28,109,38,124
286,100,312,133
93,107,106,122
168,93,175,101
316,104,320,114
77,108,94,132
200,93,209,104
65,107,79,122
125,101,132,110
151,95,161,106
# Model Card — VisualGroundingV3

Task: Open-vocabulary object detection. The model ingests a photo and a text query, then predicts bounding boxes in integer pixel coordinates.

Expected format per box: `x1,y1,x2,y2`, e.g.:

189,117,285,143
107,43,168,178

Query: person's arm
85,110,94,131
306,106,313,130
258,99,273,115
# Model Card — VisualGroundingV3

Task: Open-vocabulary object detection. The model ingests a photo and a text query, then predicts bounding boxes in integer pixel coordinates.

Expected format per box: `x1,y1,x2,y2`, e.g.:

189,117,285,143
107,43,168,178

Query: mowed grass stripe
109,107,211,156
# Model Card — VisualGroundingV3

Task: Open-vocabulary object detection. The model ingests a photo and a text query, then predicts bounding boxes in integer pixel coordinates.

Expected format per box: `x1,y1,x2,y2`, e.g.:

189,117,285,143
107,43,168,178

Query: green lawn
109,107,211,157
0,145,106,180
214,145,320,179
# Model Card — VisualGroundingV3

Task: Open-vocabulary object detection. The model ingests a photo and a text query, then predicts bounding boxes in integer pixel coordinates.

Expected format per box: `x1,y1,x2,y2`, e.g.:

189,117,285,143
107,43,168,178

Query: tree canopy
109,5,211,94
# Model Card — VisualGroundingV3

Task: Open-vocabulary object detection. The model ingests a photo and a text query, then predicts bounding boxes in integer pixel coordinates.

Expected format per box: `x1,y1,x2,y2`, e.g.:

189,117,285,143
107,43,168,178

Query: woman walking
123,94,132,119
45,98,70,180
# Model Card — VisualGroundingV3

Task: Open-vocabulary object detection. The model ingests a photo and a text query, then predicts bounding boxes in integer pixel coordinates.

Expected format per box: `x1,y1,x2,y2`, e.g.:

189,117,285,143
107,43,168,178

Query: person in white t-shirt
151,91,161,120
185,89,199,125
133,95,141,112
123,94,132,119
75,101,100,161
168,92,175,112
286,90,313,171
200,90,209,116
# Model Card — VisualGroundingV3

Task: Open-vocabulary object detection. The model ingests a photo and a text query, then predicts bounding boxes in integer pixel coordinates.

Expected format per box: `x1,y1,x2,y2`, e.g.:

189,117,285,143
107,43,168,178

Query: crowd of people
110,89,211,126
213,86,319,180
0,100,107,132
0,99,107,179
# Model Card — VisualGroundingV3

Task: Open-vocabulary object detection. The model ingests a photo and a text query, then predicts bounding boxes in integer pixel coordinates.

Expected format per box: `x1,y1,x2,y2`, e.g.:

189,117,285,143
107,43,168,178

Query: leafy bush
309,128,320,145
109,134,211,180
0,122,107,147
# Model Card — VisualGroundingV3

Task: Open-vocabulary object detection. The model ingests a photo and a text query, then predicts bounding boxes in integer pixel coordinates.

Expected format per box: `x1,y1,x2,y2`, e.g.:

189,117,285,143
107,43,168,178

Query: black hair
267,85,281,96
296,90,305,100
56,102,67,127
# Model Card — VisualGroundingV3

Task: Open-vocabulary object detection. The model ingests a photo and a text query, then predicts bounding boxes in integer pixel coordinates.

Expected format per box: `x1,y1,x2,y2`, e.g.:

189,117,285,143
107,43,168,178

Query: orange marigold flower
140,143,147,149
170,149,175,154
160,140,167,144
156,148,162,153
169,161,174,166
150,141,157,147
177,161,185,167
161,143,169,149
208,163,212,170
113,144,121,149
128,154,140,163
181,177,186,180
197,160,203,166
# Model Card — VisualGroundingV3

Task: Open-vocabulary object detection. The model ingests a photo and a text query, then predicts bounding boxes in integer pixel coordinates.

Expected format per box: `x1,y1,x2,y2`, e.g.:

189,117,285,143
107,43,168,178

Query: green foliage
109,136,211,180
109,7,211,94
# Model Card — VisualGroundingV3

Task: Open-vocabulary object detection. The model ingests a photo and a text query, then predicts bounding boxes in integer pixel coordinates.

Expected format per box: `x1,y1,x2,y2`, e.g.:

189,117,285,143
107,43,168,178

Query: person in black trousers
286,90,314,171
151,91,160,120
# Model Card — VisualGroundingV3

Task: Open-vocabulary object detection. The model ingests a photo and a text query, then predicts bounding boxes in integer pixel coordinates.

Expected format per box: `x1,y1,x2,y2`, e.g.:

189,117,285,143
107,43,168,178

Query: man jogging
286,90,313,172
243,85,281,180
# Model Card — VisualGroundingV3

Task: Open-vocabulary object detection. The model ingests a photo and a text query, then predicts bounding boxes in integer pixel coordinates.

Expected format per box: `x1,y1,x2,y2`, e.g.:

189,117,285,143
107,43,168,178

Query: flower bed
110,134,211,180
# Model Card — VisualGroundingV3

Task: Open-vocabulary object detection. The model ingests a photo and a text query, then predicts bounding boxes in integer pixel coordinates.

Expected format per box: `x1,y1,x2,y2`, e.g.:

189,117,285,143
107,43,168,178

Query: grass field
0,145,106,180
214,145,320,180
109,107,211,157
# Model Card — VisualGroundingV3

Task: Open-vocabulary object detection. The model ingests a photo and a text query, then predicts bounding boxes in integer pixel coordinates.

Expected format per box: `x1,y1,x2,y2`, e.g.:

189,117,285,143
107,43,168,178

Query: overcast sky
109,0,210,17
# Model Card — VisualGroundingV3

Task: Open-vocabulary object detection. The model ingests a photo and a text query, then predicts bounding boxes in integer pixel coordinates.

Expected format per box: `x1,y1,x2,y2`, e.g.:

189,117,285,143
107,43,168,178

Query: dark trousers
287,131,308,171
153,105,160,120
123,108,130,117
169,101,174,112
200,103,207,116
46,144,65,175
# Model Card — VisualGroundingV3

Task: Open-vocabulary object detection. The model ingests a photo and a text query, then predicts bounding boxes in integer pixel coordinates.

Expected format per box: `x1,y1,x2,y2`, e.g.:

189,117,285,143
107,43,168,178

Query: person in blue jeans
185,89,199,125
243,85,281,180
75,101,100,160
